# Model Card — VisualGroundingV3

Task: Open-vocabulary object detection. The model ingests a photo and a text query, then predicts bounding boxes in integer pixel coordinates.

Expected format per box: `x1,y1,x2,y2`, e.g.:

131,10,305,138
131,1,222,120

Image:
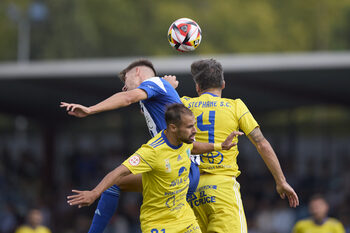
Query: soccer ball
167,18,202,52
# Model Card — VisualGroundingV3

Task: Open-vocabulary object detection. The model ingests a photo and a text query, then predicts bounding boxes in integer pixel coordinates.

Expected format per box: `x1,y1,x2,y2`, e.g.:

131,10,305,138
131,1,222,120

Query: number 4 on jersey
197,111,215,143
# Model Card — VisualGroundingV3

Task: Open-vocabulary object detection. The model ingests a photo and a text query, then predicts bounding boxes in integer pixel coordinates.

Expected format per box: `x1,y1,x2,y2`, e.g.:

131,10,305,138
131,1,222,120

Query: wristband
214,143,222,151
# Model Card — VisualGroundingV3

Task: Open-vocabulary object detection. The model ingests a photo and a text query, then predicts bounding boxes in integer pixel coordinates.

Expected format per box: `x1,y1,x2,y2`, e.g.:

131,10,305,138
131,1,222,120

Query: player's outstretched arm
67,165,131,208
60,88,148,118
248,127,299,208
191,131,243,155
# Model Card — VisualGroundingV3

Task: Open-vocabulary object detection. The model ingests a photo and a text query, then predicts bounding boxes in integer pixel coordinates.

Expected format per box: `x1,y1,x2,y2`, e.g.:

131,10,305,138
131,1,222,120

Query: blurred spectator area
0,53,350,233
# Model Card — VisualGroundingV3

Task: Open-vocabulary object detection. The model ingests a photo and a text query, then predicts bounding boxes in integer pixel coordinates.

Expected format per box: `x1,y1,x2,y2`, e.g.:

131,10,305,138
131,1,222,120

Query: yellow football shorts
188,174,247,233
142,220,201,233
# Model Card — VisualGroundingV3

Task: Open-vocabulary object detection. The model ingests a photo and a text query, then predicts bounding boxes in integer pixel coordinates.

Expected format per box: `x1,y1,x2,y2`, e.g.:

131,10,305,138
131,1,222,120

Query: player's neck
199,88,222,97
164,130,182,146
313,216,328,225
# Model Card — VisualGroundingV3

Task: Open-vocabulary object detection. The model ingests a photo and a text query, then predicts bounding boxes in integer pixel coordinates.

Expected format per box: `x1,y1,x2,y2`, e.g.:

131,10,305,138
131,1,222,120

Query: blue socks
88,185,121,233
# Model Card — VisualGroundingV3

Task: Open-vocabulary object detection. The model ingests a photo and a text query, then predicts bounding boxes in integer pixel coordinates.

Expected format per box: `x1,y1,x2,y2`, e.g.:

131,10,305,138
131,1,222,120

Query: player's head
308,194,329,221
190,58,225,94
165,104,196,144
27,208,44,227
119,59,157,91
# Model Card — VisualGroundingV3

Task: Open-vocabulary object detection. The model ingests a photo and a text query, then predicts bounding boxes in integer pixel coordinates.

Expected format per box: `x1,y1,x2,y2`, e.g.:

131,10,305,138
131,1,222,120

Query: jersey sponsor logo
200,151,224,164
196,185,217,192
187,190,216,208
165,195,175,208
129,155,140,166
170,167,189,187
165,159,171,172
178,166,187,176
185,223,200,233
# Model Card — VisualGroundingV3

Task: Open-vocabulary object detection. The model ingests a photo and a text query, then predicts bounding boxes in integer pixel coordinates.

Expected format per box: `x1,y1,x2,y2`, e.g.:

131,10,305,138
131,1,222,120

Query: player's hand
163,75,179,89
221,131,244,150
60,102,91,118
276,181,299,208
67,190,99,208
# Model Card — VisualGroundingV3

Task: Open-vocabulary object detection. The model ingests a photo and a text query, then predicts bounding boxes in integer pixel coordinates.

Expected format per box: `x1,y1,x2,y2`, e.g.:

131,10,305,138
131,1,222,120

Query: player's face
28,210,43,227
309,198,329,220
123,68,141,91
176,114,197,144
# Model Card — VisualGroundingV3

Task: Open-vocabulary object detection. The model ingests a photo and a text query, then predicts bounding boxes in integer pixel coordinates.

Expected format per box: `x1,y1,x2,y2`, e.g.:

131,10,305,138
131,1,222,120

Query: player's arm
67,164,131,208
60,88,148,118
191,131,243,154
248,127,299,208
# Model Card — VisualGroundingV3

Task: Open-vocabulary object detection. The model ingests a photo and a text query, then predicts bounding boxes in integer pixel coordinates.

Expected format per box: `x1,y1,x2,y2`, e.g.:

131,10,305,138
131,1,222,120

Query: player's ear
222,80,225,90
168,123,177,132
195,83,201,95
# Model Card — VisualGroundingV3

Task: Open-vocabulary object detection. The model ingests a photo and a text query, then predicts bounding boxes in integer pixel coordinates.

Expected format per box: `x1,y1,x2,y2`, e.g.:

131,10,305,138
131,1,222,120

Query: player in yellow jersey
67,104,243,233
15,209,51,233
292,194,345,233
178,58,299,233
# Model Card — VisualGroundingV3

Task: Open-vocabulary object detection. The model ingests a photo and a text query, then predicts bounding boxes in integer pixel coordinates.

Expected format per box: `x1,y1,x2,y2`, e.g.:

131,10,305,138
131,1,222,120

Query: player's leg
189,174,247,233
88,185,120,233
187,161,200,201
207,175,247,233
88,174,142,233
188,174,209,233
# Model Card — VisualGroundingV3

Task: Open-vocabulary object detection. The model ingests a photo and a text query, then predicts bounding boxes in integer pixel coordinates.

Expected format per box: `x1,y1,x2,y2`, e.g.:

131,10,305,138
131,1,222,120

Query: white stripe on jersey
140,101,157,137
233,178,247,233
144,77,167,93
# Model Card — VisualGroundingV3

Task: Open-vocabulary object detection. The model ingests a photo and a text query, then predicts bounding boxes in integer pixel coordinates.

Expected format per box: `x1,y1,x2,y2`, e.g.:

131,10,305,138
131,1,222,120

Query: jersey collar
161,130,183,149
202,92,218,97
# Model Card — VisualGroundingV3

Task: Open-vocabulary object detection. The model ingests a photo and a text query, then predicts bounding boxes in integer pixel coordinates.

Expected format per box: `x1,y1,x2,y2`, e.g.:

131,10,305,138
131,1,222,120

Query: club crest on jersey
177,154,182,161
129,155,140,166
165,159,171,172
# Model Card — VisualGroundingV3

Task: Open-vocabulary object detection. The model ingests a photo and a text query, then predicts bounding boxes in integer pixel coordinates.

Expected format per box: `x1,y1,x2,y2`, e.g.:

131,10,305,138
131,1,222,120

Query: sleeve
137,77,166,99
235,99,259,136
122,144,156,174
334,220,346,233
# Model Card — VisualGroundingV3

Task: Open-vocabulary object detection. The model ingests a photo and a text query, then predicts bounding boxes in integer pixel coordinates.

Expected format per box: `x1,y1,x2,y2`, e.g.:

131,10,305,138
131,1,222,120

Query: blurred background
1,0,350,232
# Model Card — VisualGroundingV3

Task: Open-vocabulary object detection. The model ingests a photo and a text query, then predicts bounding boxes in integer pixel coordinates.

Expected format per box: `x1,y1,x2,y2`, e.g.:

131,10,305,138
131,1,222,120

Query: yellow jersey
122,130,197,229
292,218,345,233
181,93,259,177
15,226,51,233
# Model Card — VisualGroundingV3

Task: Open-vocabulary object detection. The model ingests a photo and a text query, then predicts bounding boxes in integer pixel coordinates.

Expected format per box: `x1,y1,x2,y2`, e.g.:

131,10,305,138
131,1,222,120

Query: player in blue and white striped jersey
60,59,200,233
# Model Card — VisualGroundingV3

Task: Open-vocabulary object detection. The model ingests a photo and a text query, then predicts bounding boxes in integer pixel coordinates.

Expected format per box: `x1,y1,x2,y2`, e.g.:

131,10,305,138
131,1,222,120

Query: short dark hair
309,194,327,203
165,104,193,126
191,58,224,91
119,59,156,82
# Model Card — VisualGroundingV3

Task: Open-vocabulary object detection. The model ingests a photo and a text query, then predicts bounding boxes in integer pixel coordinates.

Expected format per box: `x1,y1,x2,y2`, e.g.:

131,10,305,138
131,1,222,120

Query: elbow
124,95,136,106
256,139,270,153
